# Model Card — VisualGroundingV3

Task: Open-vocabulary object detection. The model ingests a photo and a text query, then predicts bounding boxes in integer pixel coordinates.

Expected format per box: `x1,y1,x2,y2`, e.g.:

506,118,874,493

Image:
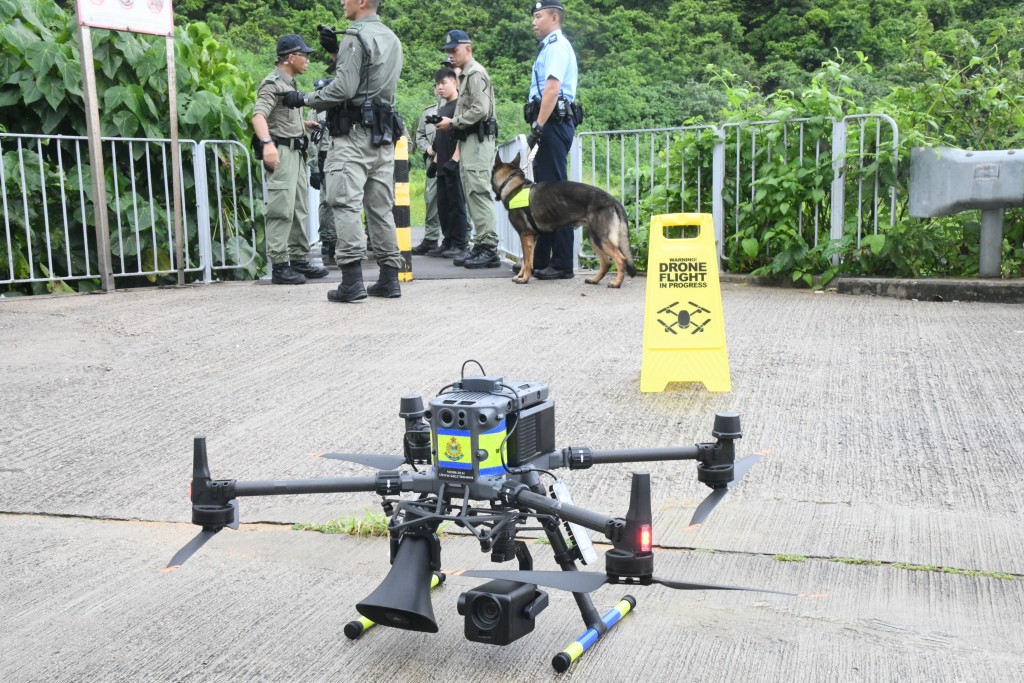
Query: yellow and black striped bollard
393,136,413,282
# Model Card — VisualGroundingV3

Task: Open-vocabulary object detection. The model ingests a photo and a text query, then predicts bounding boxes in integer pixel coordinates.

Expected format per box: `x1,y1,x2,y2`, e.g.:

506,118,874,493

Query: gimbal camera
170,364,809,672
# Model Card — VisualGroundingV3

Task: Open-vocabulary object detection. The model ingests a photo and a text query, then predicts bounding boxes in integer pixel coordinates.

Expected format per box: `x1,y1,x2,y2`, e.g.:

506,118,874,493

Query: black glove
526,122,544,150
426,162,438,179
309,170,323,190
279,91,306,109
318,25,339,54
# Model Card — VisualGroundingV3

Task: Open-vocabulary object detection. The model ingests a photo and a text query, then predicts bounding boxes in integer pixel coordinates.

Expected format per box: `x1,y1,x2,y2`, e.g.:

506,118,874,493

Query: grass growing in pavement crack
292,510,390,537
774,554,1017,581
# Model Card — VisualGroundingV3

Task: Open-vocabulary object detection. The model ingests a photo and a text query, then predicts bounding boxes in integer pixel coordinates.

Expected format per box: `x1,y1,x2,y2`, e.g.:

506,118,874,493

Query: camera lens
470,595,502,631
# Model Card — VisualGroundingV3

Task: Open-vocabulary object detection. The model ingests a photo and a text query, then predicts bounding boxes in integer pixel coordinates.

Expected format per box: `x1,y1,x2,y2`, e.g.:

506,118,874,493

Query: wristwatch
260,136,272,144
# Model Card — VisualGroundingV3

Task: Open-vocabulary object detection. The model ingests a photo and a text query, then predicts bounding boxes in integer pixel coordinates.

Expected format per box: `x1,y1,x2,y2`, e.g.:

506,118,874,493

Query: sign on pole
76,0,174,37
74,1,183,289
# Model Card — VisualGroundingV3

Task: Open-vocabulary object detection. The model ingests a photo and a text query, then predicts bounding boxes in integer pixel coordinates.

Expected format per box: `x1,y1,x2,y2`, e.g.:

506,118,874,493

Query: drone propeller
444,568,797,597
308,452,406,469
687,452,762,530
162,499,238,572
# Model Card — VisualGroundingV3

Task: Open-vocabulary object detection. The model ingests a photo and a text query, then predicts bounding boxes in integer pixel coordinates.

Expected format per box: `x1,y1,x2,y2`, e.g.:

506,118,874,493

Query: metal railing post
194,141,213,283
711,127,725,261
830,118,847,264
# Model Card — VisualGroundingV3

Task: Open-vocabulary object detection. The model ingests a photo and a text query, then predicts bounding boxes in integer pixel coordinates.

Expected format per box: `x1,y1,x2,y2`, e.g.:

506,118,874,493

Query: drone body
170,366,786,672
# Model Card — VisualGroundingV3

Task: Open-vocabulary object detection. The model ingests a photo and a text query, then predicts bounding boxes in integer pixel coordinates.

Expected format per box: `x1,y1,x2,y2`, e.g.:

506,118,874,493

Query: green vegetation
773,553,808,562
3,1,1023,294
292,510,391,537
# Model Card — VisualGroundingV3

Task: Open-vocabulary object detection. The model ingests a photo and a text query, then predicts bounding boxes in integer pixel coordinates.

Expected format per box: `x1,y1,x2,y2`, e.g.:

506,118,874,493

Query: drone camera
457,580,549,645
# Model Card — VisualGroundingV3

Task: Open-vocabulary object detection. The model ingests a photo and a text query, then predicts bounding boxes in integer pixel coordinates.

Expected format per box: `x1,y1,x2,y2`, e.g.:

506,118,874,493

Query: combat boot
411,239,438,255
367,265,401,298
328,261,367,303
271,262,306,285
463,246,500,269
321,241,336,267
290,259,329,279
426,241,452,257
453,245,480,267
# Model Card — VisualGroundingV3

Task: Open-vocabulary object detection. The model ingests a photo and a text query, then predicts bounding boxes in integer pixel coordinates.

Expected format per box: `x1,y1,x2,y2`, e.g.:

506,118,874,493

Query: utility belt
523,96,584,125
325,97,405,147
452,117,499,143
250,134,308,160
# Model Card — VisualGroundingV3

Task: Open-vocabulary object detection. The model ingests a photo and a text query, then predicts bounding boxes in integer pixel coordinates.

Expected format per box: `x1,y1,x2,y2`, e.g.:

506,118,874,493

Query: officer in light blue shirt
524,0,580,280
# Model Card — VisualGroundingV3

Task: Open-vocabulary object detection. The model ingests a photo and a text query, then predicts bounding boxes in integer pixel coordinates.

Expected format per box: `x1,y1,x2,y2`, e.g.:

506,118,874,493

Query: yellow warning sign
640,213,730,392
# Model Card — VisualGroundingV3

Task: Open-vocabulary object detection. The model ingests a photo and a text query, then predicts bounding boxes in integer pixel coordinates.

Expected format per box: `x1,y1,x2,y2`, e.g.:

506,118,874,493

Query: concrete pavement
1,276,1022,681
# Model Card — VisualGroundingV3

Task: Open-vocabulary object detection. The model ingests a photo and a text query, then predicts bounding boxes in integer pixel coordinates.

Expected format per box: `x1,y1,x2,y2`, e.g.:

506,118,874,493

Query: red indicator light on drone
639,524,652,553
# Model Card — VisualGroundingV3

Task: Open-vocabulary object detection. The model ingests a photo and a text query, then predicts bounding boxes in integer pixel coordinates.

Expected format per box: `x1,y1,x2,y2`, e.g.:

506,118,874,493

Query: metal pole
979,208,1004,278
77,24,114,292
166,35,185,286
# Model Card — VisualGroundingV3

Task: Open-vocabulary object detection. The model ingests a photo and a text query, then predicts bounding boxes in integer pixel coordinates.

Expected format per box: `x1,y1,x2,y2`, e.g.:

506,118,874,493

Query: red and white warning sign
76,0,174,37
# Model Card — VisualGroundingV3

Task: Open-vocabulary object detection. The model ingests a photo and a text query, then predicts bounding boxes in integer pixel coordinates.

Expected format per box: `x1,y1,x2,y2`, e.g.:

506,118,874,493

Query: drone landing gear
344,572,446,639
552,595,636,673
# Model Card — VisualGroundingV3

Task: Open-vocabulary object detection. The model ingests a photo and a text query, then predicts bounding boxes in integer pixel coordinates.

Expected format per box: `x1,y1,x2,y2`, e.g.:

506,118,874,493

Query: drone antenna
460,359,486,379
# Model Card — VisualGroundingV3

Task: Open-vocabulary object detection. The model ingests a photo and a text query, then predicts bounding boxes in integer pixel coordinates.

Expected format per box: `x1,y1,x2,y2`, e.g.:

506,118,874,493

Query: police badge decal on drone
165,362,824,672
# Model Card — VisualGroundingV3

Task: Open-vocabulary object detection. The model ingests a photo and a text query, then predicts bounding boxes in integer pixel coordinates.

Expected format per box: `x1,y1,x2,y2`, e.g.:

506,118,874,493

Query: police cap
276,34,315,56
530,0,564,14
441,30,472,51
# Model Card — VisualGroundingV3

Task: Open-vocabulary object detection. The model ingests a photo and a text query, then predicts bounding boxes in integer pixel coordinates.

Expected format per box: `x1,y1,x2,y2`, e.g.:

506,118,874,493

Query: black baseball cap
441,30,472,50
277,34,315,56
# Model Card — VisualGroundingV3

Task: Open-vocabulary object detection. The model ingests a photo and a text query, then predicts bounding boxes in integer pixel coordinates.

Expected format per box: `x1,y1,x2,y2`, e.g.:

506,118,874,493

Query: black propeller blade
444,568,801,597
163,500,238,572
309,452,406,469
687,453,763,529
163,529,217,572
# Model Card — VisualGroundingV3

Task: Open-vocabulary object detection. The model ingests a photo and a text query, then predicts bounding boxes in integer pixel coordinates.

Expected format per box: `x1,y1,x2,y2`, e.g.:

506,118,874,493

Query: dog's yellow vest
508,187,531,210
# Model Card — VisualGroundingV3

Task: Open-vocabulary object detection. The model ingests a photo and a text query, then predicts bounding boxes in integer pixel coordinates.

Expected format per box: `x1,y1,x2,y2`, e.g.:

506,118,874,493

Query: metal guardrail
3,117,898,290
1,133,261,290
571,115,899,264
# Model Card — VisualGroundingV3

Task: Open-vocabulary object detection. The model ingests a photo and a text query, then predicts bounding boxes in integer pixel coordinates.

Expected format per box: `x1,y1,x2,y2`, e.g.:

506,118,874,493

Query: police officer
435,30,500,269
307,79,336,266
525,0,579,280
281,0,404,303
252,34,329,284
412,92,442,255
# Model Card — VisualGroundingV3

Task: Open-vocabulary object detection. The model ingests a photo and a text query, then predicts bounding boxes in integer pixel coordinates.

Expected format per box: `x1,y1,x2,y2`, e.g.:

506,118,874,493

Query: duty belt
271,135,309,152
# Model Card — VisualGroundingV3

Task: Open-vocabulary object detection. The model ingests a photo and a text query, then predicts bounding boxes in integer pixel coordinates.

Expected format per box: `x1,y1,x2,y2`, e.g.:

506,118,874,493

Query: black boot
367,265,401,298
328,262,367,303
463,246,500,269
271,262,306,285
290,259,329,279
426,241,453,257
411,239,438,255
321,241,336,267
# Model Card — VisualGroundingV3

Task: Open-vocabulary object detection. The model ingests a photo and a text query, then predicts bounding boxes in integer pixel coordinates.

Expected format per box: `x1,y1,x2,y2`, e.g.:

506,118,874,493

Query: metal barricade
495,135,530,262
200,140,261,281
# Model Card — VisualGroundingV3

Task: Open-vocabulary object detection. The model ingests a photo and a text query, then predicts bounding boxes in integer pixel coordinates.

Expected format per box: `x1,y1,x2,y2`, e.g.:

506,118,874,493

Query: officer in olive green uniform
252,34,328,284
412,98,442,254
435,30,500,269
282,1,404,303
307,83,337,266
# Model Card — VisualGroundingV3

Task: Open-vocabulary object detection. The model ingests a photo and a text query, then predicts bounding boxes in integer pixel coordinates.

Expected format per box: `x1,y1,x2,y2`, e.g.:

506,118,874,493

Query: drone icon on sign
657,301,712,335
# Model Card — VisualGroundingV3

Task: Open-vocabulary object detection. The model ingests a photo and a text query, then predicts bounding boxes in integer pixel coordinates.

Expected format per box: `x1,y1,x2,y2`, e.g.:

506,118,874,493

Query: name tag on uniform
509,188,531,210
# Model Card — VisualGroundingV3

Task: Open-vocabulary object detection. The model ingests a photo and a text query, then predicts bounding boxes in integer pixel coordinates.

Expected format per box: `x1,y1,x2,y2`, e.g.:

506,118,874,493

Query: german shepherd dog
492,152,637,287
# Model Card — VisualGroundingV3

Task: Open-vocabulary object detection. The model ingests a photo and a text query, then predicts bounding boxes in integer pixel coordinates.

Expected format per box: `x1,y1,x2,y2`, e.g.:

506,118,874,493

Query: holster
250,134,264,161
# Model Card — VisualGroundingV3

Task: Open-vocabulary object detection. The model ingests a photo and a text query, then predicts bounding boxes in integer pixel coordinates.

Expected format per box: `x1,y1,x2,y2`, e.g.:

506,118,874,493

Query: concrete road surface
1,277,1022,681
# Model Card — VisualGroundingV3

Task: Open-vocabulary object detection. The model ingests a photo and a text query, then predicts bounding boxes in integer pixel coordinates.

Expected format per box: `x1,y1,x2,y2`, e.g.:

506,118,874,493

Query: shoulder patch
347,22,364,33
263,73,280,83
547,34,558,44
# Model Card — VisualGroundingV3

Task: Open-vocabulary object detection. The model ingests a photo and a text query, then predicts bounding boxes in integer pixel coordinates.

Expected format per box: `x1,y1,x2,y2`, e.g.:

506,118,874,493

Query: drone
167,362,811,673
